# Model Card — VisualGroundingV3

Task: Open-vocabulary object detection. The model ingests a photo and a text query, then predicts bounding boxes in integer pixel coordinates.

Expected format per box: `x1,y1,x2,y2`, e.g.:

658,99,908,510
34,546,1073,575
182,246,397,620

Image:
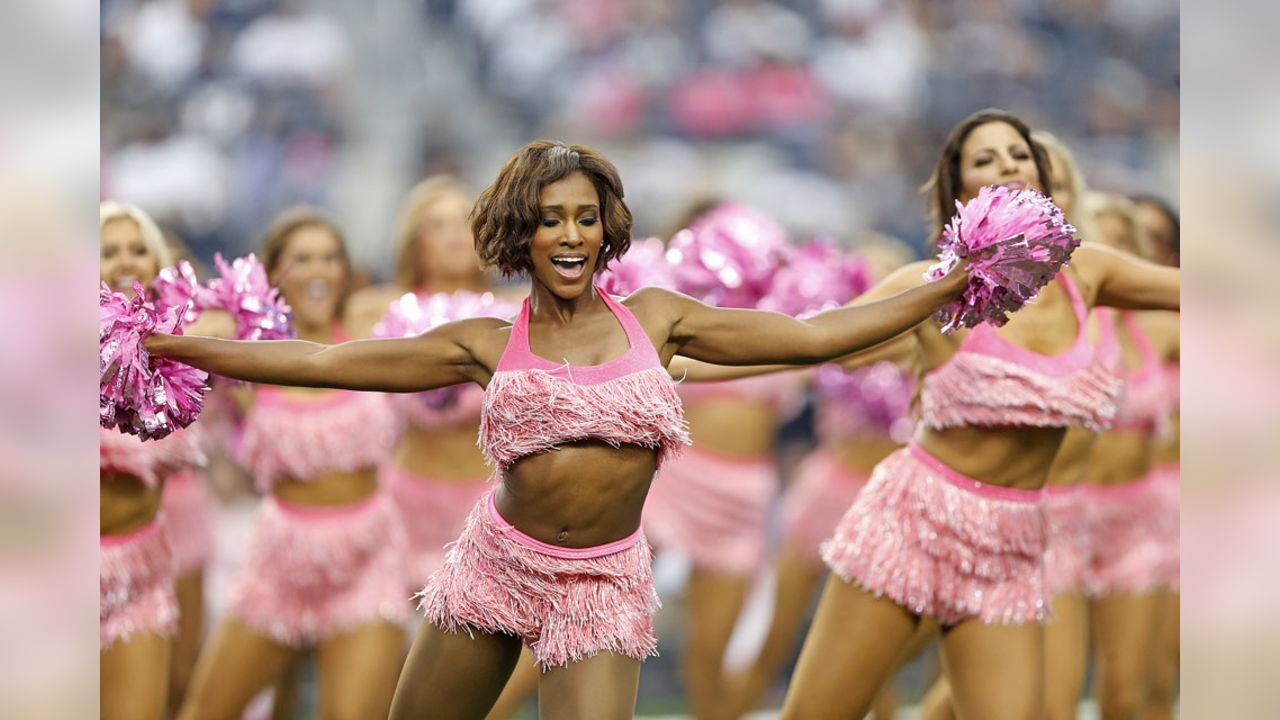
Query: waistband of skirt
906,443,1045,503
485,490,644,560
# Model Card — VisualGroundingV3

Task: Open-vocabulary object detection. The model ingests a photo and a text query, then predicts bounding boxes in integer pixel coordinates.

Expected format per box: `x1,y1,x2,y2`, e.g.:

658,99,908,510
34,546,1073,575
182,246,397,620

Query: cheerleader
145,139,972,719
100,201,227,720
176,208,408,720
1083,193,1180,720
779,109,1179,720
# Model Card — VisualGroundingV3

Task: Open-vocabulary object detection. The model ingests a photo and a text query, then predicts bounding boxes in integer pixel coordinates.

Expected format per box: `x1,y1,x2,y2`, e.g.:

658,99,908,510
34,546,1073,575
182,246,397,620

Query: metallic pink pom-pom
100,284,209,440
207,253,293,340
665,202,790,308
759,236,873,317
152,261,215,325
813,361,916,440
373,290,516,410
599,237,675,296
925,186,1080,333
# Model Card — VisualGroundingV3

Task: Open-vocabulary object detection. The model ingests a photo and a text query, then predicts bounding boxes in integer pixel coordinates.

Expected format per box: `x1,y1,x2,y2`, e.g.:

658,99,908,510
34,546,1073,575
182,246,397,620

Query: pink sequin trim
1043,484,1093,596
162,469,214,573
383,464,493,586
418,494,660,669
1085,472,1176,596
780,449,872,569
101,517,178,649
821,446,1048,625
228,494,410,646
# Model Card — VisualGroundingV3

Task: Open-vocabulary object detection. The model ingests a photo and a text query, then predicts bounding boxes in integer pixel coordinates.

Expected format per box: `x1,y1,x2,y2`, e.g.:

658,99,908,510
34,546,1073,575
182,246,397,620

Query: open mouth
304,279,331,302
550,254,588,280
112,275,139,292
999,180,1029,191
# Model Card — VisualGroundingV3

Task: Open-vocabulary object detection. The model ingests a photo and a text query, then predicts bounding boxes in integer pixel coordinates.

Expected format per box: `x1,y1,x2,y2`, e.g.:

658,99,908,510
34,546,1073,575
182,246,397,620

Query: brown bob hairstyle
921,108,1052,247
471,140,633,277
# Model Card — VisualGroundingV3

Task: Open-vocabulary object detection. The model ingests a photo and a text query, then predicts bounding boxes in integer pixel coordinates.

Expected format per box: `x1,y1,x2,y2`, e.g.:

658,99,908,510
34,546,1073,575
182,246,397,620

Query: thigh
171,571,205,675
388,618,523,720
940,619,1043,720
686,568,751,657
316,621,407,720
102,632,171,720
538,651,641,720
485,649,540,720
1043,591,1089,720
780,577,920,720
177,617,298,720
1091,592,1163,684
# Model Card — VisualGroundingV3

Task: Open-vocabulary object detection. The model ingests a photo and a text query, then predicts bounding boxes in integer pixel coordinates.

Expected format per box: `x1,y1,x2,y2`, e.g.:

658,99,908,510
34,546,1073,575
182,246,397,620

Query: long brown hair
472,140,633,277
921,109,1052,247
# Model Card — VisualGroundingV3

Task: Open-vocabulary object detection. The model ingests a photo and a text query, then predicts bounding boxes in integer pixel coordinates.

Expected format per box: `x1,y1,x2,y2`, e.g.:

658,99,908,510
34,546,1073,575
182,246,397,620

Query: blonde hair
99,201,175,270
392,175,474,289
1085,191,1152,257
1030,130,1102,246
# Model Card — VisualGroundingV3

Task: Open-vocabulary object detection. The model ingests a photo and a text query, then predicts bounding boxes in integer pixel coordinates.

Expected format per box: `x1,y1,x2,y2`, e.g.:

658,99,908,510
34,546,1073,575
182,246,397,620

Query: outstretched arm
1076,243,1180,311
144,318,496,392
656,259,966,366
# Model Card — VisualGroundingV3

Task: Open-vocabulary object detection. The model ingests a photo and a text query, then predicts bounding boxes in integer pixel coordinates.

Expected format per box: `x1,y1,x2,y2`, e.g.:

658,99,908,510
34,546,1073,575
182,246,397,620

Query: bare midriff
1152,412,1179,466
1045,426,1100,487
826,435,903,476
684,397,778,460
914,424,1070,491
271,467,380,507
495,440,658,549
392,423,491,481
1084,429,1155,487
101,473,164,536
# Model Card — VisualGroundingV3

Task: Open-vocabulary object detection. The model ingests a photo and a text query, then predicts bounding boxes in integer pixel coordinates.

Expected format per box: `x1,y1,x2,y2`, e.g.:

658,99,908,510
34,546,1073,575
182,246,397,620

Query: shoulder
620,285,697,320
864,260,937,299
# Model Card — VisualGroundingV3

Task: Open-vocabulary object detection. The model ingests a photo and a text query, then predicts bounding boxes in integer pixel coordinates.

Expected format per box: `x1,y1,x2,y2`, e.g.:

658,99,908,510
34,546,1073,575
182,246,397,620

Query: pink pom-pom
373,290,516,410
152,260,216,325
599,237,675,296
665,202,790,308
100,284,209,440
925,186,1080,333
759,236,873,317
207,253,293,340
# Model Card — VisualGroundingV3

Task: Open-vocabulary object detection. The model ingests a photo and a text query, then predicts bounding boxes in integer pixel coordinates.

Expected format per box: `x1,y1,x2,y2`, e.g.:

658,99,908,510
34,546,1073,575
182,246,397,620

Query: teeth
113,276,138,290
552,257,586,266
305,280,330,300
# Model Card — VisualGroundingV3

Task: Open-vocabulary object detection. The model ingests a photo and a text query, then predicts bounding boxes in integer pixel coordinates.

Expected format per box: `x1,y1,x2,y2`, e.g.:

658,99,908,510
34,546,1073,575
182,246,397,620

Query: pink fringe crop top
478,288,690,471
100,426,205,488
239,386,397,492
1099,309,1174,434
920,273,1122,433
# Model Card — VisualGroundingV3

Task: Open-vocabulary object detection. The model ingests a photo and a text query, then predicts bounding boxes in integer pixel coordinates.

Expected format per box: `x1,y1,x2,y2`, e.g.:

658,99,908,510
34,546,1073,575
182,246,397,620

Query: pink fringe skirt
1043,484,1093,596
821,444,1048,625
162,468,214,574
642,445,776,576
780,449,871,569
383,464,493,587
418,490,660,669
1150,463,1180,588
228,493,411,647
1087,468,1178,596
101,518,178,649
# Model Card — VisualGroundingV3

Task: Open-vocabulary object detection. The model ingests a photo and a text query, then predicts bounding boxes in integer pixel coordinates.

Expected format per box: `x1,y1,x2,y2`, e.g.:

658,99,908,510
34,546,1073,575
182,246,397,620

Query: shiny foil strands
599,237,676,296
666,202,790,308
207,252,294,340
820,446,1048,625
100,519,178,649
813,361,916,442
151,260,214,325
100,283,209,440
372,290,516,422
759,237,873,317
926,186,1081,333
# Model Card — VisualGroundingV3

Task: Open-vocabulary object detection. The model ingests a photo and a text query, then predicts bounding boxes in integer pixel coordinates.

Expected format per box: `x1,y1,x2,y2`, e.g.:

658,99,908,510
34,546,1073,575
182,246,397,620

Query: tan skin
101,217,234,720
918,144,1120,720
148,169,971,719
1133,201,1180,720
175,224,406,720
780,121,1180,720
724,327,917,718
